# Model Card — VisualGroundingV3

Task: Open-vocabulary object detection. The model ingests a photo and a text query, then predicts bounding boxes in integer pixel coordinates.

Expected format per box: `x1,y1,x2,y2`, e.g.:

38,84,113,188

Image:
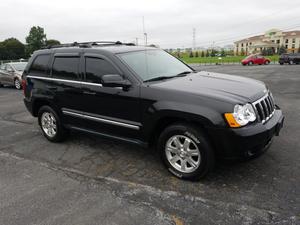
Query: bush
189,51,194,58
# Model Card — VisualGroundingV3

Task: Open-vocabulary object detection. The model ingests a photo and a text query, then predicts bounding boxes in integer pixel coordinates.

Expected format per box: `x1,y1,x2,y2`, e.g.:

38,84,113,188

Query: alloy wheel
41,112,57,138
165,135,201,173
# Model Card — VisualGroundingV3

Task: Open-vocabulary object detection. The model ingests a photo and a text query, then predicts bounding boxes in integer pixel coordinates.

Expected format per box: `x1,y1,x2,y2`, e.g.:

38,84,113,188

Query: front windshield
11,62,27,71
118,49,192,81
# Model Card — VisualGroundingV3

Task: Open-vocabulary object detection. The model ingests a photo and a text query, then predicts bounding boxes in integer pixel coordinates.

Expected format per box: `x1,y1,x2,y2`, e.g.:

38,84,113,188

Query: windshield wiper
144,76,175,82
175,71,194,76
144,71,194,82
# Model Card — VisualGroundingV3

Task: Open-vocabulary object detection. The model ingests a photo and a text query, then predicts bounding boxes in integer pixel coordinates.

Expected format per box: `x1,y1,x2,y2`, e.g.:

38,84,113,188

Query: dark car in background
0,62,27,89
279,53,300,65
241,54,271,66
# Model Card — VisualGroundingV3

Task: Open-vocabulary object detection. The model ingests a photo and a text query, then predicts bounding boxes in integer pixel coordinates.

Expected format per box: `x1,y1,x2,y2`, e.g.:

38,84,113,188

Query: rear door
0,64,13,84
0,64,8,84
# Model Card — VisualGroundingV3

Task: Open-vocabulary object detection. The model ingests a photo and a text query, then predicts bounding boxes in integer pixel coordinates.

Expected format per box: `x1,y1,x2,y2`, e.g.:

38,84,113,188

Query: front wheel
248,61,253,66
289,60,293,65
14,79,22,90
38,105,68,142
158,123,215,180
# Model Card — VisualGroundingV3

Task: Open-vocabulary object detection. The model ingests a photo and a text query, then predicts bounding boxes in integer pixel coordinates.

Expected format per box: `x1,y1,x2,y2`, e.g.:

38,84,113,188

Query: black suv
22,41,284,180
279,53,300,65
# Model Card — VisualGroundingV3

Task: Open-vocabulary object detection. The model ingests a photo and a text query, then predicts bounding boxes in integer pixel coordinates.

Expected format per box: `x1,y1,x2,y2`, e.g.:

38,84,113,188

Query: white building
234,29,300,55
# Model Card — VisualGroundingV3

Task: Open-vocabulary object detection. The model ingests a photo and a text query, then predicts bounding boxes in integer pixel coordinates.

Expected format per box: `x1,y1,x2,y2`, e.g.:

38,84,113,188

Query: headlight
224,103,256,127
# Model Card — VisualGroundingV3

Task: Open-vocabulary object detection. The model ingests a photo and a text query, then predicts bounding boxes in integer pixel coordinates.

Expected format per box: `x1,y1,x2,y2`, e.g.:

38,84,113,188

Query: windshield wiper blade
175,71,193,76
144,76,174,82
144,71,194,82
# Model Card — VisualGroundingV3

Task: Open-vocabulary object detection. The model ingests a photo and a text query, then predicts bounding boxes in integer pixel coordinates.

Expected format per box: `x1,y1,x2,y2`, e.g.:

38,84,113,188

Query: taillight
22,79,26,96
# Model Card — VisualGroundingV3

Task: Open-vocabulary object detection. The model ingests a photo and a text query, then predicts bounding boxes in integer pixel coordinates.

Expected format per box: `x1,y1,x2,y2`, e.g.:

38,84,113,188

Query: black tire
264,60,270,65
279,62,284,65
0,83,3,87
248,61,253,66
157,123,215,180
289,60,293,65
14,78,22,90
38,105,68,142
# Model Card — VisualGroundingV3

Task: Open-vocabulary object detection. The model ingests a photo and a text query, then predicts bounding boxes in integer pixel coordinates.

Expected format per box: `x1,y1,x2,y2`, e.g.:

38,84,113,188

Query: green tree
240,48,245,56
220,49,226,57
266,48,274,56
189,51,194,58
205,50,210,57
201,51,205,57
25,26,47,55
210,49,217,57
195,51,199,57
278,45,286,55
0,38,25,60
45,39,60,46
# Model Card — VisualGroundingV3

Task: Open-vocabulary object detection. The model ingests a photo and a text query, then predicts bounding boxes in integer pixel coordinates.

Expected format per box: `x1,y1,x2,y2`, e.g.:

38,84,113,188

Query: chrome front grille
252,92,276,124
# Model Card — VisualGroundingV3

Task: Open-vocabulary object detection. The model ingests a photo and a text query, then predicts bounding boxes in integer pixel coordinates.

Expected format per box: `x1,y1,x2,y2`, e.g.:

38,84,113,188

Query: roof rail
42,41,135,49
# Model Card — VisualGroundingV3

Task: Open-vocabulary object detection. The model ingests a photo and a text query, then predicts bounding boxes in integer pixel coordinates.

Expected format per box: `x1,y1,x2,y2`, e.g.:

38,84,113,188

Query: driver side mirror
102,74,131,89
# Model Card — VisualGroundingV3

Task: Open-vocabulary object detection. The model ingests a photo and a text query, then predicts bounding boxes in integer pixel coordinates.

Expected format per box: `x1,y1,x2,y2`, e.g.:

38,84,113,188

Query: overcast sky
1,0,299,48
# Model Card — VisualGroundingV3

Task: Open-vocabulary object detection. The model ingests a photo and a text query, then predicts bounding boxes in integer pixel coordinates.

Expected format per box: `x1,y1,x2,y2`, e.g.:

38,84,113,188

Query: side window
30,54,50,76
52,57,79,80
85,57,118,83
0,64,6,71
6,65,13,72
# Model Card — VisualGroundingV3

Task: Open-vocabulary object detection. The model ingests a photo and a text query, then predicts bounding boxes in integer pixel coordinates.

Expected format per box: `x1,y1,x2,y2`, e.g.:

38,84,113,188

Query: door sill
68,126,148,148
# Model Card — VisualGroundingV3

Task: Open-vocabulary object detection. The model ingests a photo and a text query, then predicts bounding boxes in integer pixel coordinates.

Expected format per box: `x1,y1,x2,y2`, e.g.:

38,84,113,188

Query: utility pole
192,28,196,51
143,16,148,45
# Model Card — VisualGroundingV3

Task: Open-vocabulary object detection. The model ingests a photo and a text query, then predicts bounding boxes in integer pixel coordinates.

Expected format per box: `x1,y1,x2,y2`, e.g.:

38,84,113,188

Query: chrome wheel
41,112,57,138
15,79,21,89
165,135,201,173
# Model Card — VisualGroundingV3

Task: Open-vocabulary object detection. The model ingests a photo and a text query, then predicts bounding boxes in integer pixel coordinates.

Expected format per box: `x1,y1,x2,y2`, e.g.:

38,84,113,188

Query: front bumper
207,108,284,159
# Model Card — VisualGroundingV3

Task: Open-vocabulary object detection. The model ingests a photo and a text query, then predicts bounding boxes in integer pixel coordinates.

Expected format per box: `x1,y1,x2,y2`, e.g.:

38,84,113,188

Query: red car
241,54,271,66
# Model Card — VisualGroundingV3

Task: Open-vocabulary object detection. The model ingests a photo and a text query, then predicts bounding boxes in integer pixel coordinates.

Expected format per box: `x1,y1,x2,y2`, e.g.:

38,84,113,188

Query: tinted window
30,54,50,75
52,57,79,80
85,57,118,83
0,64,6,70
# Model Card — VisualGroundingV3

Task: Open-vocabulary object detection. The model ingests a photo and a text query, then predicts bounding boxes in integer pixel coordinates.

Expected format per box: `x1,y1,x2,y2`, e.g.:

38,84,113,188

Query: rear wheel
289,60,293,65
38,105,68,142
265,60,270,65
158,123,215,180
14,79,22,90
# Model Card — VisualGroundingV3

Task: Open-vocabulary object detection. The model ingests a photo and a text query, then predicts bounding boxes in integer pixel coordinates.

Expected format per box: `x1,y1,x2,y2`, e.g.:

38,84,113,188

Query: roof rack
42,41,136,49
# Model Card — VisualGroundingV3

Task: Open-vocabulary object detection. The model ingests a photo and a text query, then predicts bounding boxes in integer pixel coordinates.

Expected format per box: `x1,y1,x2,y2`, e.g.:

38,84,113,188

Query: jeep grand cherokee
22,41,284,180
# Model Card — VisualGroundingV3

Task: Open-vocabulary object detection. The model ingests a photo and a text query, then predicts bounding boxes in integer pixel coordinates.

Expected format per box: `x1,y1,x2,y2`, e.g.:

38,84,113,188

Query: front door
76,54,141,140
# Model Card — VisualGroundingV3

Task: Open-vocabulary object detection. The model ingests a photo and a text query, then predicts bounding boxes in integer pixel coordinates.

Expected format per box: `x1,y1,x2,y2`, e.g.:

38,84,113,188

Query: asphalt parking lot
0,64,299,225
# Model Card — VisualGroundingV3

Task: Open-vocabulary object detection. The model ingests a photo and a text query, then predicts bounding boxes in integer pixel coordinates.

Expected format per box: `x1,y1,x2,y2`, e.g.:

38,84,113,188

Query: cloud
0,0,299,48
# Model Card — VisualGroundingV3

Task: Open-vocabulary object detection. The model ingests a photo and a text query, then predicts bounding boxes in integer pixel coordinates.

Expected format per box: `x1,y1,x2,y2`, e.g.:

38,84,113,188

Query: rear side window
85,57,118,83
30,54,50,76
52,57,79,80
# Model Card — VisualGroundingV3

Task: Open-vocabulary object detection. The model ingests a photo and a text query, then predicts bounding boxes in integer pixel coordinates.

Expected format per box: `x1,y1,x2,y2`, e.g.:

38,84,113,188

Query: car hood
149,71,267,103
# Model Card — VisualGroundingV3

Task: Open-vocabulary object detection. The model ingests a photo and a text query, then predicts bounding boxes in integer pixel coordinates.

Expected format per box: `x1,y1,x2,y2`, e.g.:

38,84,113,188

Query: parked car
241,54,271,66
279,53,300,65
22,42,284,180
0,62,27,89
